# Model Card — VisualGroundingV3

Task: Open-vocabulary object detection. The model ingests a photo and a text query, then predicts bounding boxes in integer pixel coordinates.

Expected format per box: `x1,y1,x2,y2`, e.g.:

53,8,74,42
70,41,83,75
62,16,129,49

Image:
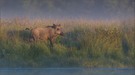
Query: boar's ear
58,24,61,26
59,24,63,27
52,24,56,28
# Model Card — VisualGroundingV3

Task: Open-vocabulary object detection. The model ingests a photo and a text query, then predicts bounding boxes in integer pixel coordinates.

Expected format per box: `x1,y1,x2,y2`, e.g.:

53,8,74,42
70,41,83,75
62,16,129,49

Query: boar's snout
60,32,64,36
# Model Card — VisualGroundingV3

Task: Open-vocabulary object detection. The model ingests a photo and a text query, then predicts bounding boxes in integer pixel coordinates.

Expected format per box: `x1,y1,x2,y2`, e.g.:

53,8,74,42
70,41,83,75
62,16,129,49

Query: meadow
0,18,134,68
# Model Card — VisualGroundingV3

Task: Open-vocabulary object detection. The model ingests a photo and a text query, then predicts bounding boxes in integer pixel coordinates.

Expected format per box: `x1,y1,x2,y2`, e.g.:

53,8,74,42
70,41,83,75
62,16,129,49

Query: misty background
0,0,135,20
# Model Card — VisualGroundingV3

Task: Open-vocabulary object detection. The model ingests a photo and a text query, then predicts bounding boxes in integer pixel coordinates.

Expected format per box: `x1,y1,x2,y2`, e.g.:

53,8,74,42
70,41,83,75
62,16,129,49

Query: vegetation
0,18,134,68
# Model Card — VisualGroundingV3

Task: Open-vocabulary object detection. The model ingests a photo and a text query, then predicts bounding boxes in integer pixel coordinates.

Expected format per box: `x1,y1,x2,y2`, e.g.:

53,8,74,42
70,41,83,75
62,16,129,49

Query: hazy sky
0,0,134,19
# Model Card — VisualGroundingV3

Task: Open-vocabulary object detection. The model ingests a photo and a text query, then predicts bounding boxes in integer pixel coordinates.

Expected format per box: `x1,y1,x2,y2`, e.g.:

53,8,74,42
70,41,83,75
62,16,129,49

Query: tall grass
0,18,134,68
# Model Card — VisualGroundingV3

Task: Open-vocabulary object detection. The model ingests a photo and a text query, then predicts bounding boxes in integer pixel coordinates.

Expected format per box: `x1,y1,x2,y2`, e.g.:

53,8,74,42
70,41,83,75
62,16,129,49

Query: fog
0,0,135,20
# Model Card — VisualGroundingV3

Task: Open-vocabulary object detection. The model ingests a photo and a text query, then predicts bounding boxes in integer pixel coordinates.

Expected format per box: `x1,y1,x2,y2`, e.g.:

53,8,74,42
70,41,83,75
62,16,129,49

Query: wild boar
31,24,64,46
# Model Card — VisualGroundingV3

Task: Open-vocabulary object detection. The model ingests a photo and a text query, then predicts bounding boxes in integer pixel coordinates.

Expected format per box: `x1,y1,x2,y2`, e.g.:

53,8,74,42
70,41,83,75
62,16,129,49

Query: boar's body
31,27,57,41
31,24,63,46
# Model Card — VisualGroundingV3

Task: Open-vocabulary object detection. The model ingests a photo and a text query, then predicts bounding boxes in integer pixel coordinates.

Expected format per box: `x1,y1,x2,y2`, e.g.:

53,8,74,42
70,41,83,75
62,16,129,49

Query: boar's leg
49,39,54,47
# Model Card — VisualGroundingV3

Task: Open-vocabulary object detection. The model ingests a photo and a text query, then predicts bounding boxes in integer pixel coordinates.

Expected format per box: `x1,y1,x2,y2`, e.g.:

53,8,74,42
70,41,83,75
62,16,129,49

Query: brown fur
31,24,63,46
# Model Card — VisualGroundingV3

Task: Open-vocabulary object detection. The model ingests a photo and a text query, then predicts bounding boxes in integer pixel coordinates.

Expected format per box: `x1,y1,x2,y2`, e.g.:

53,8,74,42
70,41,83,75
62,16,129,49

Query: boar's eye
57,28,60,30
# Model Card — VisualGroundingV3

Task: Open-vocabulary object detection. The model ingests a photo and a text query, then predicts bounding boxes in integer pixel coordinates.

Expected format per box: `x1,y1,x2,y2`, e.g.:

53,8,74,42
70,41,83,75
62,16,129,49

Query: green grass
0,19,134,68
